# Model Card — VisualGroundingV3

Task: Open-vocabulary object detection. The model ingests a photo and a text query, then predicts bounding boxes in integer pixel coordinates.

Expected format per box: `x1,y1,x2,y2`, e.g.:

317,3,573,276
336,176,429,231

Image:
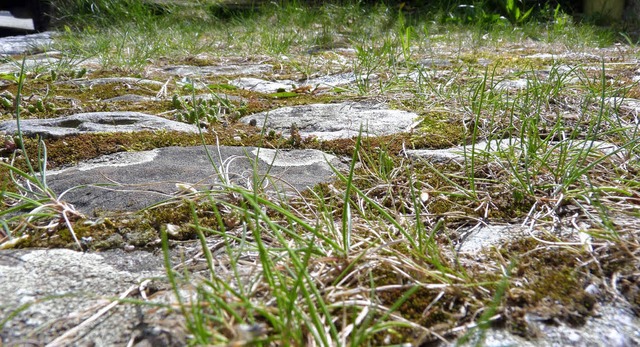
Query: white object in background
0,11,35,30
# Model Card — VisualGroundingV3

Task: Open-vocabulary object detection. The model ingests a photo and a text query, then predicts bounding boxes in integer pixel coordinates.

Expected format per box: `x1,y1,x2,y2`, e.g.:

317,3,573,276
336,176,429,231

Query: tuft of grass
0,60,84,249
1,1,639,345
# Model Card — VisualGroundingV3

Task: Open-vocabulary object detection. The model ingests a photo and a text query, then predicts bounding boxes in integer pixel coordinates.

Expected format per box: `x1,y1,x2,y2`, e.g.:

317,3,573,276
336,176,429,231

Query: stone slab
163,64,273,77
459,304,640,347
457,224,526,253
59,77,165,88
45,146,341,215
494,78,529,91
240,102,419,140
179,92,245,104
419,58,453,68
0,112,198,139
0,248,186,346
229,74,359,93
305,72,357,87
606,97,640,113
100,94,158,103
0,31,52,56
406,140,516,164
406,138,632,165
101,93,245,104
0,56,58,74
230,77,295,93
3,229,638,347
522,52,602,61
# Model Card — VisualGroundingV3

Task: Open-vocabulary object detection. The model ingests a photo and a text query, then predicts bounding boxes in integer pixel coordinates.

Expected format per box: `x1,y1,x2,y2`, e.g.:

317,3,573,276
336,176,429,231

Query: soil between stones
0,24,639,347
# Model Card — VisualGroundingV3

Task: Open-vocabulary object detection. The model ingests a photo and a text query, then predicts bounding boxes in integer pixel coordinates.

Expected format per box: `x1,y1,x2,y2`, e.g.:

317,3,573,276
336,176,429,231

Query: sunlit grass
1,0,639,345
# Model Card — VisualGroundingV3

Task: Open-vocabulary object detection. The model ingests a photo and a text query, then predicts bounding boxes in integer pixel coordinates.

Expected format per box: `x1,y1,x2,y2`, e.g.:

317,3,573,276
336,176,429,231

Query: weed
501,0,534,25
0,60,84,249
2,1,638,345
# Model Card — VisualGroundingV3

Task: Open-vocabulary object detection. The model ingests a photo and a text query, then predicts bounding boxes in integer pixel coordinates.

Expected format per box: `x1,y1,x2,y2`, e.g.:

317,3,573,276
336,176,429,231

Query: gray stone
101,92,248,110
494,78,529,91
305,73,357,88
458,304,640,347
456,225,526,253
0,31,53,56
163,64,273,77
403,70,447,83
230,74,359,93
0,56,59,74
406,138,632,165
406,140,517,164
230,77,296,93
477,58,492,66
0,112,198,139
45,146,341,215
101,94,158,103
240,102,419,140
179,93,245,104
0,248,186,346
523,53,558,60
406,148,466,164
522,52,602,61
0,12,34,30
59,77,165,88
606,97,640,113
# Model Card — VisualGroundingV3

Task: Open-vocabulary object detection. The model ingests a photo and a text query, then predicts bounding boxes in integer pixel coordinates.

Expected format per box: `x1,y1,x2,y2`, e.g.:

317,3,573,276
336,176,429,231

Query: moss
7,124,270,169
1,40,636,346
500,238,596,334
8,198,237,250
1,75,172,120
93,232,125,249
388,100,466,149
15,215,120,249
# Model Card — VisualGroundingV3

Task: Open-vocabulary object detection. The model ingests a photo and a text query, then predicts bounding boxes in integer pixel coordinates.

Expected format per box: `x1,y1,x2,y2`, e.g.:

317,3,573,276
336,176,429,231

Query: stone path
0,31,52,56
46,145,341,215
1,24,639,347
240,102,419,140
0,248,187,346
0,111,198,139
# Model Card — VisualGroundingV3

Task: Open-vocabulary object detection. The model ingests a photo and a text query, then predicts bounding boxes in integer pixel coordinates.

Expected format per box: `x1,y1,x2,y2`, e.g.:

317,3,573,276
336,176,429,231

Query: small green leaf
75,68,87,79
208,83,237,91
0,97,12,108
0,74,19,83
267,92,299,99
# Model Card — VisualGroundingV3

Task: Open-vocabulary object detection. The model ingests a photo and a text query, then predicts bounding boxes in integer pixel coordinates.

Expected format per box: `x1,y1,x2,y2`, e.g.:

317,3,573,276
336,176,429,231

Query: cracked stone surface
405,138,634,165
0,248,186,346
0,56,58,74
240,102,419,140
460,304,640,347
229,73,359,93
230,77,296,93
1,14,639,347
0,112,198,139
58,77,165,88
45,146,342,215
0,31,53,56
162,63,273,76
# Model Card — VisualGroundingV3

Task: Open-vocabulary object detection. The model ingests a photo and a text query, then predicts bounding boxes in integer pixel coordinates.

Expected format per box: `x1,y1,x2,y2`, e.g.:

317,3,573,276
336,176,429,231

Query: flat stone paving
0,31,52,56
241,102,419,140
46,145,341,215
1,18,639,347
0,112,198,139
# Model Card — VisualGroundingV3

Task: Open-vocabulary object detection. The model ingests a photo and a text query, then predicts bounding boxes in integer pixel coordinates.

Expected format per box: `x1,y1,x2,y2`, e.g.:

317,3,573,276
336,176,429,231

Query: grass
0,59,84,249
1,0,639,345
